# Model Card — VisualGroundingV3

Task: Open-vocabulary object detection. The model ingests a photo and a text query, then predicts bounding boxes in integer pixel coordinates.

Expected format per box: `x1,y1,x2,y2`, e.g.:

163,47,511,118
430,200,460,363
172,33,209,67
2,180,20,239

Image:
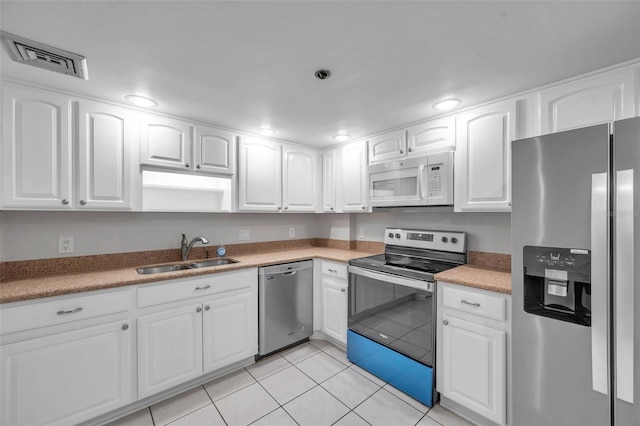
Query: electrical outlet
358,227,365,240
58,236,74,254
239,230,250,241
289,227,295,238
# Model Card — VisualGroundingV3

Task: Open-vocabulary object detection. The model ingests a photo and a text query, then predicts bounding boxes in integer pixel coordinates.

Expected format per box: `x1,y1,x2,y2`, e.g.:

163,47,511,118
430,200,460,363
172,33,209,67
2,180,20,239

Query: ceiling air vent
0,31,88,80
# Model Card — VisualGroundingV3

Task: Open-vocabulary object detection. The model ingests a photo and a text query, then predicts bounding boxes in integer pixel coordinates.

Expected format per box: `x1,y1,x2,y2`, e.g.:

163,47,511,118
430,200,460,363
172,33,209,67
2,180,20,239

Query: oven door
347,265,436,367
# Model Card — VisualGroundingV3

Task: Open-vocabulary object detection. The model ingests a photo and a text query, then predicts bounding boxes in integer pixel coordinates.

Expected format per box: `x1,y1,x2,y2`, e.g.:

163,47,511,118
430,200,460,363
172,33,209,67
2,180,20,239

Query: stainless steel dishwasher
258,260,313,357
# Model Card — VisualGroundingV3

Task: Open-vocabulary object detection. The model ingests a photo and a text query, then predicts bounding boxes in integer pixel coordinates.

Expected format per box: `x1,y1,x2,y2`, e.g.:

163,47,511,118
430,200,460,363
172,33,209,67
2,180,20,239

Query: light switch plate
289,227,295,238
58,236,74,254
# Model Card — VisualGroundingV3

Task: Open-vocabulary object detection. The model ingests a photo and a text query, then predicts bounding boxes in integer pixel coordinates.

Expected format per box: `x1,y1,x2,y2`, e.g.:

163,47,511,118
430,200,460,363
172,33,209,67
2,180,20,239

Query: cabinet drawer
321,262,347,280
441,285,506,321
137,269,256,308
0,290,132,335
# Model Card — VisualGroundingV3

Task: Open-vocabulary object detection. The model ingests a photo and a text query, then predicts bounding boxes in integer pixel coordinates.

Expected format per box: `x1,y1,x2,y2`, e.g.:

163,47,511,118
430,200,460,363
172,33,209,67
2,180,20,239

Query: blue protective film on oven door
347,330,433,406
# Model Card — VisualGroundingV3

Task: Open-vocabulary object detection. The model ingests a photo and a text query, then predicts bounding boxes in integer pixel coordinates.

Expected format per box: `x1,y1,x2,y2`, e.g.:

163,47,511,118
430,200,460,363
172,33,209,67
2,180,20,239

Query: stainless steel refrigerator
511,117,639,426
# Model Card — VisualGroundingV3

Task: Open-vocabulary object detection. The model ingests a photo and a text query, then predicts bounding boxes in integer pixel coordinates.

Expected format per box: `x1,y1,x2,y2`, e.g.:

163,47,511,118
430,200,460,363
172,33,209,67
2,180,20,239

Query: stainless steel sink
136,258,239,274
136,264,189,274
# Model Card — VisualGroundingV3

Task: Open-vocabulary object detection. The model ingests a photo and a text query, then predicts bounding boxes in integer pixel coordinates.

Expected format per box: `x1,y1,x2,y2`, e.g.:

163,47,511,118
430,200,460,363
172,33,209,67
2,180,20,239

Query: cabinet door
140,115,193,170
77,100,136,209
339,141,369,212
406,116,455,156
202,285,257,373
1,85,72,208
322,278,348,345
540,67,637,134
194,125,235,175
0,320,133,426
367,129,406,163
322,150,336,212
441,314,506,425
283,144,319,212
238,138,282,211
455,100,515,212
137,304,203,398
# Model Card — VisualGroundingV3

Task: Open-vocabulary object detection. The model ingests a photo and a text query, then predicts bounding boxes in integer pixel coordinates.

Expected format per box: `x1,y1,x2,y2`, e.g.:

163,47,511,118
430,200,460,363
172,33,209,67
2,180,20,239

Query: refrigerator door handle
615,169,634,404
591,172,609,396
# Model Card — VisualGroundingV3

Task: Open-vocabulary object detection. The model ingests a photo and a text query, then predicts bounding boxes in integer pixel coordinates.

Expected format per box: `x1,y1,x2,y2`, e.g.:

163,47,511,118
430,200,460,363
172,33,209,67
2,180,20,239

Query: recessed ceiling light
257,127,276,136
125,95,158,108
333,134,351,142
433,98,462,111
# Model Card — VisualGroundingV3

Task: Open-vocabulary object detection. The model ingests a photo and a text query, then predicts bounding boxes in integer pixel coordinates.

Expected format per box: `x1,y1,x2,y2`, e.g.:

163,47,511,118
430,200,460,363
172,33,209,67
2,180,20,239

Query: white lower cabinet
137,304,204,398
0,319,133,426
319,261,348,345
136,269,258,398
437,281,510,426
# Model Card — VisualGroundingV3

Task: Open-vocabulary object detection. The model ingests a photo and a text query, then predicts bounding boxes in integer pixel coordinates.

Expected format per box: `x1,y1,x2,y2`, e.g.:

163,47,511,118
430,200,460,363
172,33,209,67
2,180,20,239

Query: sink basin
136,264,189,274
189,258,239,268
136,258,239,274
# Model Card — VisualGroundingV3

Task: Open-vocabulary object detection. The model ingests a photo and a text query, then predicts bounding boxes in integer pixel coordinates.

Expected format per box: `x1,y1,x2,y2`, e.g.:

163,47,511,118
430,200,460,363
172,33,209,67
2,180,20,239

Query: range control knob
450,237,458,244
441,237,449,243
395,233,401,239
388,233,394,238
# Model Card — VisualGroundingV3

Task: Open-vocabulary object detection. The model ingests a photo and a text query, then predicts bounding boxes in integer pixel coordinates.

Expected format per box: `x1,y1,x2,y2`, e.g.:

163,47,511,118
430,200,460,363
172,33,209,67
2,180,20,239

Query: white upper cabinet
1,84,136,210
282,144,319,212
77,100,137,210
140,115,192,171
406,116,456,156
193,125,235,175
2,84,73,209
238,137,282,211
322,150,336,212
540,67,637,135
239,138,320,212
455,100,516,212
367,129,406,164
339,140,369,212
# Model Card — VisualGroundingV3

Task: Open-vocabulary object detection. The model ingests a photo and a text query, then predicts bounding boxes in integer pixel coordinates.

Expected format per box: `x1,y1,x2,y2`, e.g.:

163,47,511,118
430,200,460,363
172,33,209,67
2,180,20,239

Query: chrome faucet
181,234,209,261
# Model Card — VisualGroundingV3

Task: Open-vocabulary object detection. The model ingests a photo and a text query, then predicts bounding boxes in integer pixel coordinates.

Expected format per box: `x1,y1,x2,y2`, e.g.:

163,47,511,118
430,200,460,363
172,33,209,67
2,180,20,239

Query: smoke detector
0,31,89,80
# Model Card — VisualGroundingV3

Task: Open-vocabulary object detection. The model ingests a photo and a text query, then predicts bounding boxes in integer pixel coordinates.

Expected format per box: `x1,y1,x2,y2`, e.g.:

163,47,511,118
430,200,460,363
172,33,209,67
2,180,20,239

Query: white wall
0,210,511,261
0,211,321,261
354,211,511,254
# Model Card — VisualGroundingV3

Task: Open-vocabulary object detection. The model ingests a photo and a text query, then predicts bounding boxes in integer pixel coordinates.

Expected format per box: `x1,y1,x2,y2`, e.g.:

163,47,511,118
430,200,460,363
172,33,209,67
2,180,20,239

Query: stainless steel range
347,228,466,407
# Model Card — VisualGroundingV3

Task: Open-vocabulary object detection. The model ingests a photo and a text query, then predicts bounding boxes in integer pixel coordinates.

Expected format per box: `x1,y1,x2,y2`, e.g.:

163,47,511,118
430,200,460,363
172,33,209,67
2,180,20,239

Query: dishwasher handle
282,270,297,276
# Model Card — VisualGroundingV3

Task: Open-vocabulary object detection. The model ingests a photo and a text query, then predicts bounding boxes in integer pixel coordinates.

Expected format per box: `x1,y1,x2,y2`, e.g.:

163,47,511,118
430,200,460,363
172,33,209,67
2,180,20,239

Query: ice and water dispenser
523,246,591,326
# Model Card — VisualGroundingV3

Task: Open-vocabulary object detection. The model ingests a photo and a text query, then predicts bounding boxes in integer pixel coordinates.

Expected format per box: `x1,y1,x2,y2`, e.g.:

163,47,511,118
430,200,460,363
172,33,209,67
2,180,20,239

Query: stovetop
349,228,467,280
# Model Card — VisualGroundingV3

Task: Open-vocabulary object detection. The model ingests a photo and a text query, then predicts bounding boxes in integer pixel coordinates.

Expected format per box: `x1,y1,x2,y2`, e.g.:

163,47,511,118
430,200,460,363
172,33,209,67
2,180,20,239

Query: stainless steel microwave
368,152,454,207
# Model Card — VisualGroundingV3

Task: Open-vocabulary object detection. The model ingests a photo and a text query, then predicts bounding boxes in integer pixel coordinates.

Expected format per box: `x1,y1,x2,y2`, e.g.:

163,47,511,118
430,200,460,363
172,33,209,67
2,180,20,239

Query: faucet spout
181,234,209,261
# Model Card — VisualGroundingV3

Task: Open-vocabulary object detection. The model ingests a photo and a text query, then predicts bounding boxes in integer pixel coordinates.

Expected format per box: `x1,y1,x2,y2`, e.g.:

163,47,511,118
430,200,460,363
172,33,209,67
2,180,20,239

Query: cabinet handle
443,320,449,325
196,164,201,169
205,305,210,311
330,207,334,211
461,300,480,307
399,150,404,154
341,288,346,293
61,199,69,205
79,200,87,205
284,206,289,210
328,268,337,273
122,324,129,331
195,285,211,291
57,307,83,315
408,148,413,152
361,206,366,210
196,307,202,313
185,163,190,168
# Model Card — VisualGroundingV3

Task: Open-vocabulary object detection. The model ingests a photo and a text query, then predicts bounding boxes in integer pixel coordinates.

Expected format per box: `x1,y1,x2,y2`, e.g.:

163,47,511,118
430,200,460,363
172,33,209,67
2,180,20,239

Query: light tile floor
108,340,474,426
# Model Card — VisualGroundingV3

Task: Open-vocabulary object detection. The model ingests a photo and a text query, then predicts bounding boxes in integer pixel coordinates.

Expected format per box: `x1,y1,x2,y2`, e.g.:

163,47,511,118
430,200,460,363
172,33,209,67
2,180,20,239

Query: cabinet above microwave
368,152,454,207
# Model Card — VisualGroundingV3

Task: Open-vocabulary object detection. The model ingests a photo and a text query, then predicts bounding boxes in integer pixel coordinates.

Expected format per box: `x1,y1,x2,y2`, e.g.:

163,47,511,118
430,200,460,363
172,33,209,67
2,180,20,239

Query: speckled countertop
434,264,512,295
0,247,376,304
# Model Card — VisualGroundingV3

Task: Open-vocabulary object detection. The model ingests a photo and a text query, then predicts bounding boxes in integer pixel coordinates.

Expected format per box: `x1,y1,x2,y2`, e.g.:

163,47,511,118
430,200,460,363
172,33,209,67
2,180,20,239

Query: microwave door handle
591,172,609,396
615,168,634,404
418,164,427,201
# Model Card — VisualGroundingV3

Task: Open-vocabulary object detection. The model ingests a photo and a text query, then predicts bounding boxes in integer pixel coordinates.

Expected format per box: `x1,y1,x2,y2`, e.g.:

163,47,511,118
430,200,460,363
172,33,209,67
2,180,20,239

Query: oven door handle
348,265,435,292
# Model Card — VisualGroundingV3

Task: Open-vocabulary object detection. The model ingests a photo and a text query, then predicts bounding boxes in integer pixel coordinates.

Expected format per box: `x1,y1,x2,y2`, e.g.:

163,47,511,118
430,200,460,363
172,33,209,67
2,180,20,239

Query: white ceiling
1,1,639,148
